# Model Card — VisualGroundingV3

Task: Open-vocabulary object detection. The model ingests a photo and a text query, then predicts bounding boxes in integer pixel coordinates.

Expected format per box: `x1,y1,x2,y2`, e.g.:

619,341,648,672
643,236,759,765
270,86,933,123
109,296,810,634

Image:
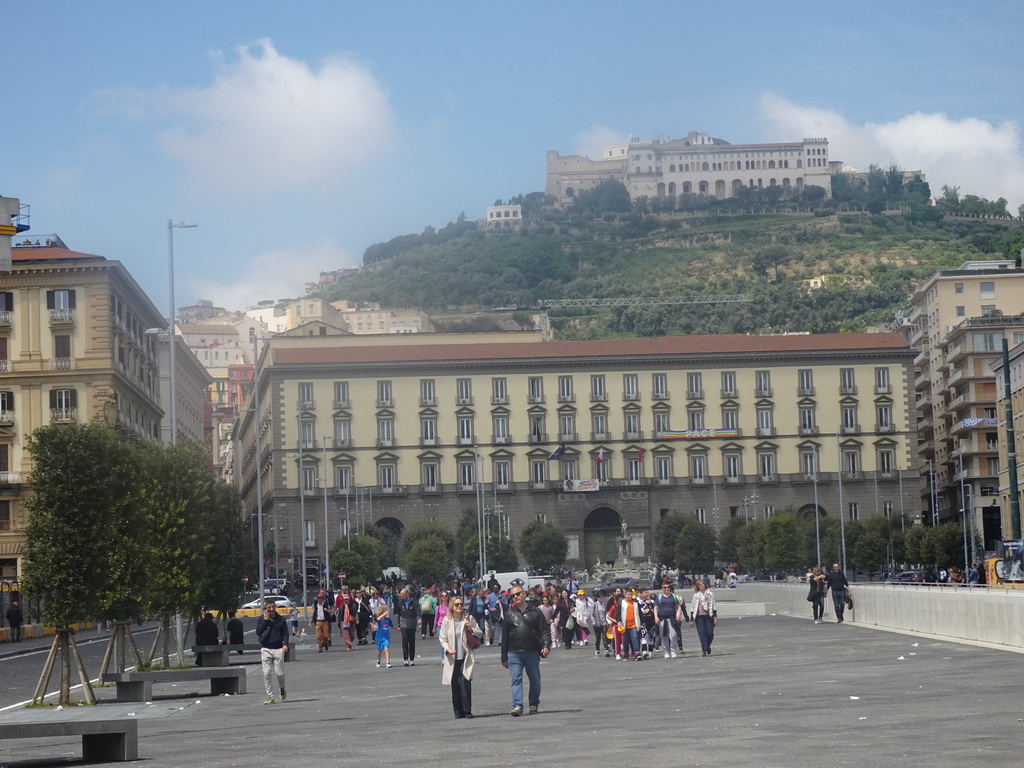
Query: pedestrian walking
395,588,418,665
689,579,718,656
439,594,483,719
256,598,289,704
501,584,550,716
808,566,828,624
654,582,688,658
375,604,393,668
825,563,850,623
6,600,24,643
310,591,333,652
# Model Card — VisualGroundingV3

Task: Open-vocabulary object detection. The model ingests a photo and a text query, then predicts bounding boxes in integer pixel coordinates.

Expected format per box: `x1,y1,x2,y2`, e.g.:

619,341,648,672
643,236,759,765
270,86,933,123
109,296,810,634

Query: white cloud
574,126,628,159
95,40,394,195
187,239,353,310
759,93,1024,208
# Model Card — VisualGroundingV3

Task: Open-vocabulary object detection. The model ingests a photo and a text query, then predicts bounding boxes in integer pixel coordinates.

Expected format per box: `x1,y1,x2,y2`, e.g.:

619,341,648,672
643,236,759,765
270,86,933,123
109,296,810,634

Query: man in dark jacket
255,599,290,704
501,585,550,716
194,612,219,664
825,562,851,623
394,588,418,665
5,600,24,642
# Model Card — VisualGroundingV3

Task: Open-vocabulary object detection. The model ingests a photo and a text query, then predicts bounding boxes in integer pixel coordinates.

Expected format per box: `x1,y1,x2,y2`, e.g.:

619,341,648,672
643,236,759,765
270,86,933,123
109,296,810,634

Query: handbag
806,586,816,602
463,623,482,650
844,590,854,610
565,614,576,630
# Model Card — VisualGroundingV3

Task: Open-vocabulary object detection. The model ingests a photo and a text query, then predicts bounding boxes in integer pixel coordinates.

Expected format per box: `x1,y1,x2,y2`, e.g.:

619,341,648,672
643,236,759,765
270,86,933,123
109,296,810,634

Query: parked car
884,571,924,584
599,576,638,592
241,595,296,610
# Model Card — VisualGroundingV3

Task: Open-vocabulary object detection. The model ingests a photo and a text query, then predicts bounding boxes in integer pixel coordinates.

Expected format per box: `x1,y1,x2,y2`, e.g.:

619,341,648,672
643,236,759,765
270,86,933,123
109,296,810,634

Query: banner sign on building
659,429,740,440
563,478,600,492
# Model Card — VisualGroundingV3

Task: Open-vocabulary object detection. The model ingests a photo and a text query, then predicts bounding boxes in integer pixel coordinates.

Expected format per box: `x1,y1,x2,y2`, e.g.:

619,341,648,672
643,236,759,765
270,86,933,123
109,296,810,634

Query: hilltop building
545,131,834,206
232,330,917,577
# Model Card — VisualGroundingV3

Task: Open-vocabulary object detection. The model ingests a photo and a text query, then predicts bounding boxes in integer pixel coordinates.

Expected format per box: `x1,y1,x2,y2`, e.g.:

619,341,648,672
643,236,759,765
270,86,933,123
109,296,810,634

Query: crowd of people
246,574,723,716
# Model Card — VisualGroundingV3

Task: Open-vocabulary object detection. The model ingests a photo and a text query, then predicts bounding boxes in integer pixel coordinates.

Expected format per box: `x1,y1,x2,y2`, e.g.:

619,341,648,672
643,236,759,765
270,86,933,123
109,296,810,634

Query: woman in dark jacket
555,589,576,649
808,566,828,624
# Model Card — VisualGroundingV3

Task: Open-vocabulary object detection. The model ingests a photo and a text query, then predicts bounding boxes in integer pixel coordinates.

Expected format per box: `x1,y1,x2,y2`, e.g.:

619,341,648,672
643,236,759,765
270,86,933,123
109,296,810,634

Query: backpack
419,595,433,613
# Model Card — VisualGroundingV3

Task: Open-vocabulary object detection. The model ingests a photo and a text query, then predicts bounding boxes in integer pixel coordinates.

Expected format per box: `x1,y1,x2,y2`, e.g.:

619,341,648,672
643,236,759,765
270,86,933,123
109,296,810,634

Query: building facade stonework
233,332,917,575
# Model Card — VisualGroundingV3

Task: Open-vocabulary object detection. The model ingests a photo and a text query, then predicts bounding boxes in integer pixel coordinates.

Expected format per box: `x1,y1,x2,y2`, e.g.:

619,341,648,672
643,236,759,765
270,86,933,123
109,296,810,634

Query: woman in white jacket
439,595,484,719
689,579,718,657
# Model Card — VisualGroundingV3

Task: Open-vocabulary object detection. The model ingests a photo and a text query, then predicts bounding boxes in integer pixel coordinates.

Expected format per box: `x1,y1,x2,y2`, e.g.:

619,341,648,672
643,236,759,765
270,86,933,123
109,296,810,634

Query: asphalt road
1,614,1021,767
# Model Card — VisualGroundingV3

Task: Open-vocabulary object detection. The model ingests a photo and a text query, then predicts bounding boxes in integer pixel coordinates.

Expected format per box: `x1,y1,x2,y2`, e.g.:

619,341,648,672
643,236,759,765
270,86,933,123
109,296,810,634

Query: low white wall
737,583,1024,649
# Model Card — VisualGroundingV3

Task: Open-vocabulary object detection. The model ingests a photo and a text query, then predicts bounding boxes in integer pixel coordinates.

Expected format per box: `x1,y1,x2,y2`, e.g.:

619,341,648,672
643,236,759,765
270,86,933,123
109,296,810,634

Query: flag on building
548,443,566,460
596,447,605,464
637,447,645,463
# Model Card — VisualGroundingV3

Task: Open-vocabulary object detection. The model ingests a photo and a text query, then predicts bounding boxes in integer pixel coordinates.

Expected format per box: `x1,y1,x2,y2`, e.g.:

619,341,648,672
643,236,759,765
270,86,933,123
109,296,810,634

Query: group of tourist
250,573,722,716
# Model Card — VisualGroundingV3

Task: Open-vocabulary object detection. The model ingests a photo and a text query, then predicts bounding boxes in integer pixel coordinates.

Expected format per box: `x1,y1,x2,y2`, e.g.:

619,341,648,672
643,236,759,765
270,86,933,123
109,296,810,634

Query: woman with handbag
807,566,828,624
689,579,718,657
556,589,576,649
439,595,483,719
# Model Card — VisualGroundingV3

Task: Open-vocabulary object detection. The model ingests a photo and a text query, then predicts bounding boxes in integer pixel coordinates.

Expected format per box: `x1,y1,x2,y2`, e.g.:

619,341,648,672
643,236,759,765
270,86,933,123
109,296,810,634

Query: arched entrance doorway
584,507,622,568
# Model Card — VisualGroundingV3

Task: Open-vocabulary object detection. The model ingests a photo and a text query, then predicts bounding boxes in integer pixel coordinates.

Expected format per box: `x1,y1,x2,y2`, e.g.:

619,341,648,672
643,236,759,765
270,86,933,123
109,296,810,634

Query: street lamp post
251,333,266,603
811,446,821,567
166,220,196,444
322,437,331,590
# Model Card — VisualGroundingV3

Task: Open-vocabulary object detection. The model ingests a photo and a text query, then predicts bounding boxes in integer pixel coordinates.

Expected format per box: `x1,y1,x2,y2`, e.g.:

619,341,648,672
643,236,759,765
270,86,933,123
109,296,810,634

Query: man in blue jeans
500,585,550,716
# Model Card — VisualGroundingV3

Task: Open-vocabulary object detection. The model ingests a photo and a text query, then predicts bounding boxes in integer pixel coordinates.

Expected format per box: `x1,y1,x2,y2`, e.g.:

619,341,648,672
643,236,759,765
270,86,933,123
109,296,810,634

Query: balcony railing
49,358,75,370
48,308,74,323
0,410,12,425
528,432,549,444
331,437,351,449
0,310,10,324
50,407,77,422
333,399,351,409
376,437,394,448
686,389,704,400
652,390,669,400
0,361,10,373
0,471,22,484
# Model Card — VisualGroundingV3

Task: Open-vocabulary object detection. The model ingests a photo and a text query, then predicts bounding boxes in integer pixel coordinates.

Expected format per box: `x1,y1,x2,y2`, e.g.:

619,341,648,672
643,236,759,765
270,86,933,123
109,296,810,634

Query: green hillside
319,181,1023,339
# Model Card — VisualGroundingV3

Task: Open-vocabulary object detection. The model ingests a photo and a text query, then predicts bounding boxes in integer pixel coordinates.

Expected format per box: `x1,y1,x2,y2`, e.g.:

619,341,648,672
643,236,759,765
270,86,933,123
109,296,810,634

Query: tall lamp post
166,220,196,444
251,334,266,603
812,444,821,568
322,437,331,589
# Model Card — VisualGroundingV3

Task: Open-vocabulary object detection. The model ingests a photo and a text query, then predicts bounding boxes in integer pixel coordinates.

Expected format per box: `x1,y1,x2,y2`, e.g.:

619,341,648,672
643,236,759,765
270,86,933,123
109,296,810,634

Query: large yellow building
233,331,917,574
0,237,165,578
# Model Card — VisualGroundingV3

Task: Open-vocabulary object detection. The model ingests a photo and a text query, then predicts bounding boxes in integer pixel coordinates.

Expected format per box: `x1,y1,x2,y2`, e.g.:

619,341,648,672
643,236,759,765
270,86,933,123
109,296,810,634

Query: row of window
306,368,894,409
309,398,898,449
664,159,804,173
315,444,901,492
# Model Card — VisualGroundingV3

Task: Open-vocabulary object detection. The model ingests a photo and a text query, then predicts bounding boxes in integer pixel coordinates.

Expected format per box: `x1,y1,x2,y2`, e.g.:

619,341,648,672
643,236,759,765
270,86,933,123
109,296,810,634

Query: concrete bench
191,643,262,665
101,667,247,702
0,718,138,761
191,643,292,664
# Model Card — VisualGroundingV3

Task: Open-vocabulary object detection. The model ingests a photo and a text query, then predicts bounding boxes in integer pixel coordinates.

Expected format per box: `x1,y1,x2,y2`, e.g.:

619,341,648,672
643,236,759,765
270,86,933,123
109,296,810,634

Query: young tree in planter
139,439,214,664
22,423,145,705
195,483,248,622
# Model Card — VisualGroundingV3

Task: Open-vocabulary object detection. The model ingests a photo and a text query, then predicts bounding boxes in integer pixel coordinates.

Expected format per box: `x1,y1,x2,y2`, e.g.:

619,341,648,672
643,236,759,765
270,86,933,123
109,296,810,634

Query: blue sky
3,1,1023,311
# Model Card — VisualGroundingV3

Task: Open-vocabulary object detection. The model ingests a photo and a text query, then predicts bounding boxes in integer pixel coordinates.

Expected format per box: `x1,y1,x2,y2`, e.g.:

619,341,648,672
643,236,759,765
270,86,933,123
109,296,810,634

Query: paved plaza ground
1,612,1021,767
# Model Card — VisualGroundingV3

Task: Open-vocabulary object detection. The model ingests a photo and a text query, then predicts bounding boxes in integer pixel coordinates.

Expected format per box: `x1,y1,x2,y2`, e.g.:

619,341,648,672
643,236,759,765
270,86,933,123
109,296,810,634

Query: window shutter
0,292,12,311
0,338,7,360
49,389,57,409
68,290,76,309
46,290,55,309
70,389,78,407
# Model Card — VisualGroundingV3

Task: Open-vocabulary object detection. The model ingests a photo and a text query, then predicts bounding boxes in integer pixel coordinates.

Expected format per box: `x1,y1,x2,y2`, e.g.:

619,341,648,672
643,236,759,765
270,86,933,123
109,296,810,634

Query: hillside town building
545,131,835,206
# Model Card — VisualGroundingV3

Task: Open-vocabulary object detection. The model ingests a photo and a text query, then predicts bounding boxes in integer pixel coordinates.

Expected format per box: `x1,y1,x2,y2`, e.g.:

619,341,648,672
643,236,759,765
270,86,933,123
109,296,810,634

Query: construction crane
537,295,752,340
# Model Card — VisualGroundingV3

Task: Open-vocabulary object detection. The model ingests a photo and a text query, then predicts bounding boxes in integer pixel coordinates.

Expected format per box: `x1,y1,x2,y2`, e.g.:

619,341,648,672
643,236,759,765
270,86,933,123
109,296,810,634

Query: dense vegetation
318,171,1023,339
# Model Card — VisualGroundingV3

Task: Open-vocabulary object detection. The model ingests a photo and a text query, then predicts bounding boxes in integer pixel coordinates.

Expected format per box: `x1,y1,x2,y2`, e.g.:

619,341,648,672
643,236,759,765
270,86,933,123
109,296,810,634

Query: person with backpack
655,581,688,658
486,585,506,645
419,588,438,639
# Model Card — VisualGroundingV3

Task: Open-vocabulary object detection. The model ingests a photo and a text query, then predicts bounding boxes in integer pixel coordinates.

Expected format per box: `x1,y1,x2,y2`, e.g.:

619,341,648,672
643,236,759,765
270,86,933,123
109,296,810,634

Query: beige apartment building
0,237,166,578
899,260,1024,543
992,345,1024,541
233,331,917,575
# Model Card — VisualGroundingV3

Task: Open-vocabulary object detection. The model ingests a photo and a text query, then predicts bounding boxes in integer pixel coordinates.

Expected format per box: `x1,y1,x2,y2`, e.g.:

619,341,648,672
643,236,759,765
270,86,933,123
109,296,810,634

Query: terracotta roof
12,245,106,263
272,333,910,367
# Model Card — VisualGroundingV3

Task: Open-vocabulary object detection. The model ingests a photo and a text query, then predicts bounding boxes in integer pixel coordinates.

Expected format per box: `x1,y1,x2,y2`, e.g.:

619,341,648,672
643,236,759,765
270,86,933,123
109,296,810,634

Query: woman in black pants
556,589,576,649
808,566,828,624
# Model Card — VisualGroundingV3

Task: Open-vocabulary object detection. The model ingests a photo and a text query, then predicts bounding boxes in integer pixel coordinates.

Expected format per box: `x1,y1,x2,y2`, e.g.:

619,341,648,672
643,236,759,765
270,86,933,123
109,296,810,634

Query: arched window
702,162,709,171
683,182,692,194
699,181,709,194
769,160,776,169
669,164,676,172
